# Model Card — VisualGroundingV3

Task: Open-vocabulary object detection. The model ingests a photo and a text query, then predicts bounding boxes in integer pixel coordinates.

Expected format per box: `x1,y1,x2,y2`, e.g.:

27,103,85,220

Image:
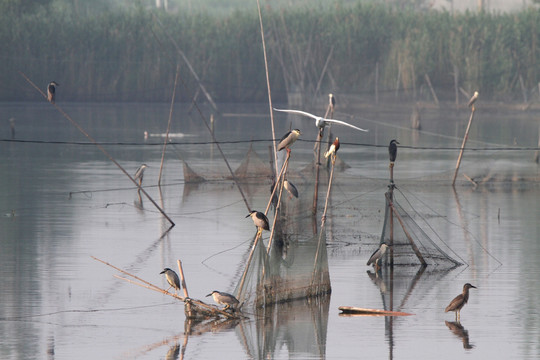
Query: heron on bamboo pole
47,81,59,104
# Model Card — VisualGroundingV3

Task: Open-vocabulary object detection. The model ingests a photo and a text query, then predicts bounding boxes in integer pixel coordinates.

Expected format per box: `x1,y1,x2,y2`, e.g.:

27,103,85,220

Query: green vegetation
2,3,540,103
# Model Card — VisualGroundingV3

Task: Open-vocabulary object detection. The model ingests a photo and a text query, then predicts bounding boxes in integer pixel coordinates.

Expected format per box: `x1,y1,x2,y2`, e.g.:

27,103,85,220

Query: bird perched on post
134,164,148,186
277,129,301,153
47,81,59,104
467,91,479,110
324,137,340,159
367,242,391,271
328,93,336,112
206,290,240,311
389,139,399,167
445,283,476,322
284,179,298,199
160,268,181,295
246,210,270,235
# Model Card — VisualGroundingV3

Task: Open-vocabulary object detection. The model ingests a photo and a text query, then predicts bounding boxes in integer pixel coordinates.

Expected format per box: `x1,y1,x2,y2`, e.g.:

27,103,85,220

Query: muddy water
1,102,539,359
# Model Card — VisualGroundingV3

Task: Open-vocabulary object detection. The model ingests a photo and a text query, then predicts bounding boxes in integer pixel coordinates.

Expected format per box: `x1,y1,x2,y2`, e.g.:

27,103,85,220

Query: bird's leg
331,154,336,165
166,286,172,292
287,148,292,155
224,304,230,310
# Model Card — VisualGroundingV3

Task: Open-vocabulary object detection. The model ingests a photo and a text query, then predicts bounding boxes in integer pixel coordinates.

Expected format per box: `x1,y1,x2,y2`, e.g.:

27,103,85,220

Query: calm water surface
1,102,539,359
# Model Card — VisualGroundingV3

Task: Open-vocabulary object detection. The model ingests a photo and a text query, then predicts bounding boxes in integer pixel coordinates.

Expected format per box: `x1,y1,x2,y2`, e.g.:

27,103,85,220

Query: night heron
273,108,368,132
47,81,59,104
160,268,181,295
246,210,270,234
445,283,476,322
367,242,391,271
389,139,399,165
277,129,301,152
134,164,148,186
206,290,240,310
324,137,340,159
284,179,298,198
467,91,479,110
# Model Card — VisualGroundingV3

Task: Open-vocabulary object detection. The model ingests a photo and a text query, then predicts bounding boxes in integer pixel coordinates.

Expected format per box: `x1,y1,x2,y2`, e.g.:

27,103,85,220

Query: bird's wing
278,131,292,143
324,118,369,132
273,108,318,120
366,248,380,265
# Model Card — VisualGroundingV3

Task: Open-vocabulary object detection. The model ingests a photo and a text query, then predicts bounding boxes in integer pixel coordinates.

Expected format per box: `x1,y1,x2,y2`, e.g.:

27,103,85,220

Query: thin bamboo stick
20,72,175,227
158,63,181,185
452,108,476,186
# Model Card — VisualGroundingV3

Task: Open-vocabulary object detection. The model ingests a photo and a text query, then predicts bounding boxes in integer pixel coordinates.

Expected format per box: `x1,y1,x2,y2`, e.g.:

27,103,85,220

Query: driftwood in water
91,256,243,320
338,306,413,316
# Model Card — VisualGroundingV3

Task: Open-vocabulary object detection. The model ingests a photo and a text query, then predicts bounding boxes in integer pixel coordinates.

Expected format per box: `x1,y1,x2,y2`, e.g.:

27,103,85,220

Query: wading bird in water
273,108,368,132
445,283,477,322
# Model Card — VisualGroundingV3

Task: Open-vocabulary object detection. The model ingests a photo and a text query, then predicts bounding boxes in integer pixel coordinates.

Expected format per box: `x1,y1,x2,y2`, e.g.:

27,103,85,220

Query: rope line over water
2,137,539,151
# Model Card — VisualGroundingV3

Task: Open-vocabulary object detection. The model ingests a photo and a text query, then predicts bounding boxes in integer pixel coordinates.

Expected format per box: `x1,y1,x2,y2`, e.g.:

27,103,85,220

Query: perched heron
445,283,476,322
160,268,181,294
134,164,148,186
206,290,240,310
284,179,298,198
273,108,368,132
277,129,301,152
246,210,270,234
47,81,59,104
324,137,340,159
367,242,391,271
389,139,399,165
467,91,479,110
329,93,336,111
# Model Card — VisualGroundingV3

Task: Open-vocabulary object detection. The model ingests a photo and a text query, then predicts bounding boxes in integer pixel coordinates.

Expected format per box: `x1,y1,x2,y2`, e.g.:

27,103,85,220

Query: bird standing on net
160,268,181,295
445,283,476,322
277,129,301,153
273,108,368,132
246,210,270,235
467,91,479,111
47,81,59,104
206,290,240,311
134,164,148,186
367,242,391,271
324,137,340,163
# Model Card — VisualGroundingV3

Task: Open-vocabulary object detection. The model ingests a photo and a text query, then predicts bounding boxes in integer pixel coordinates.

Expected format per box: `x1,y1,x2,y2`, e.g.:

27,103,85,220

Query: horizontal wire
1,137,539,151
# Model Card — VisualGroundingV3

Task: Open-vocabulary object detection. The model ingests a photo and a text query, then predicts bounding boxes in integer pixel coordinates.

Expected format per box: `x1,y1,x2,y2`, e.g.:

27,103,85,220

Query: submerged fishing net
378,185,462,268
234,178,331,308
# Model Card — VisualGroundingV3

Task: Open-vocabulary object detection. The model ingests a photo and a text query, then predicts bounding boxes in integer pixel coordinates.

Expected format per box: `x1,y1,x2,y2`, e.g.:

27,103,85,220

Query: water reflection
445,321,475,350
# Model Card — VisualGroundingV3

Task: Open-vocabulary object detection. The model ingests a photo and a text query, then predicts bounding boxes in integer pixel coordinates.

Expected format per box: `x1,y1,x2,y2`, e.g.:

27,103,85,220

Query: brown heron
206,290,240,310
277,129,301,152
324,137,340,159
274,108,368,132
47,81,59,104
246,210,270,234
445,283,476,322
467,91,479,110
134,164,148,186
367,242,391,271
160,268,181,295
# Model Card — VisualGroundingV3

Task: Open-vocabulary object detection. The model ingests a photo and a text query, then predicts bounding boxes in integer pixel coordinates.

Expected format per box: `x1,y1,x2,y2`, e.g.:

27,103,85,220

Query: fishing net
377,185,462,268
233,144,273,180
234,175,331,308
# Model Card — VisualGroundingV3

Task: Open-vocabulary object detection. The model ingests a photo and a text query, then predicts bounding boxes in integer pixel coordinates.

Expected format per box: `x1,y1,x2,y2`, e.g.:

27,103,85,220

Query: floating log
338,306,414,316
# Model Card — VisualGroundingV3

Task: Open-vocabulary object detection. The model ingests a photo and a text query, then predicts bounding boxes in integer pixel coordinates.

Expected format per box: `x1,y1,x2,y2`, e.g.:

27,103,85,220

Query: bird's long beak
205,293,212,297
245,214,251,218
470,285,477,289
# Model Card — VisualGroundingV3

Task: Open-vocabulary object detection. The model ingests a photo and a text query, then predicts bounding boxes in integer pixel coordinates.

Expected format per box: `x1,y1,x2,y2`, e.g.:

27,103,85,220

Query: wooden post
312,129,323,216
177,259,189,298
159,63,180,185
452,108,476,186
424,73,439,106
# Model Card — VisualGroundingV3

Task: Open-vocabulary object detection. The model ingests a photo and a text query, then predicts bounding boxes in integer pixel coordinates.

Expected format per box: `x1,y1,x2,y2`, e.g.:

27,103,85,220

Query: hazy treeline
2,3,540,103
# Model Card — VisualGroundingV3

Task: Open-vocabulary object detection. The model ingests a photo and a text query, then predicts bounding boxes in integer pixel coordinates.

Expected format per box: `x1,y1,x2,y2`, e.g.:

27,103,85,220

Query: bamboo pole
312,129,323,216
452,108,476,186
20,72,175,227
158,63,181,185
424,73,439,106
256,0,279,177
386,197,427,266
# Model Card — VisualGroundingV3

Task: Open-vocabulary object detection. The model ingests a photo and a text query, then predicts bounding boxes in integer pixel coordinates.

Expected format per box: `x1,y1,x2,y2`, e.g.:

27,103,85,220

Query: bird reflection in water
165,343,180,360
366,270,387,294
445,321,475,349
